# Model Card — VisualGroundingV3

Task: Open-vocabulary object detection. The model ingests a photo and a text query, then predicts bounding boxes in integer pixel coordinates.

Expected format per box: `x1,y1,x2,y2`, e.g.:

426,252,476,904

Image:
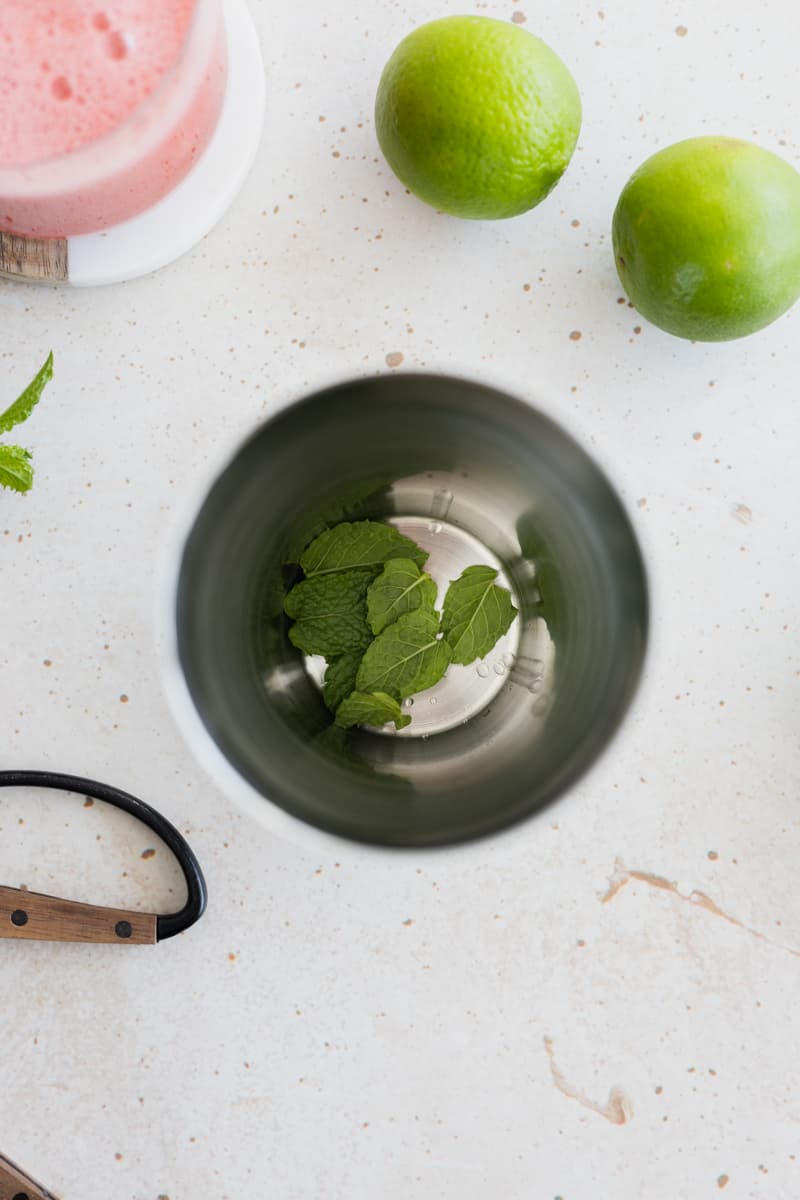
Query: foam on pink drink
0,0,226,237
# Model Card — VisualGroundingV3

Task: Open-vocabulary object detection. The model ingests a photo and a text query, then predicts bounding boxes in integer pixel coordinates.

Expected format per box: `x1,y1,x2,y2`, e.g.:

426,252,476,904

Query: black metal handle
0,770,207,941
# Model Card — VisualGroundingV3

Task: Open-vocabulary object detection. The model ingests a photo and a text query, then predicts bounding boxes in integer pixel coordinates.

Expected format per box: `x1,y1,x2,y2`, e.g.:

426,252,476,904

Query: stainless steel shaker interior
176,374,648,847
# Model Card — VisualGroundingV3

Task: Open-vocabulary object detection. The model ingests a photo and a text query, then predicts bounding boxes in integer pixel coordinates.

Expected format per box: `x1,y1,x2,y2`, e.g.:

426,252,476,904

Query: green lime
612,136,800,341
375,16,581,220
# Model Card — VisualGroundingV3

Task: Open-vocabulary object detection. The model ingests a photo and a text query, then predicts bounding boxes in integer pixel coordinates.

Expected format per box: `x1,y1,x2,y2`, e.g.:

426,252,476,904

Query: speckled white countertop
2,1,799,1197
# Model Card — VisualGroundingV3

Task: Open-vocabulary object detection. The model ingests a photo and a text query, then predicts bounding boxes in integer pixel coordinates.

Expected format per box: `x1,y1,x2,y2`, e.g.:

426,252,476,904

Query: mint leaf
0,352,53,435
440,565,517,665
366,557,438,634
322,651,362,712
285,569,373,656
300,520,428,578
356,609,451,699
0,445,33,493
284,479,392,567
335,691,411,731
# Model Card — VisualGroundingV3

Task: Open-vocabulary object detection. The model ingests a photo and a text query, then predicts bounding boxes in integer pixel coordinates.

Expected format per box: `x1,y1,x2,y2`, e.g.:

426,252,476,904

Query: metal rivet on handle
10,910,28,927
115,920,132,939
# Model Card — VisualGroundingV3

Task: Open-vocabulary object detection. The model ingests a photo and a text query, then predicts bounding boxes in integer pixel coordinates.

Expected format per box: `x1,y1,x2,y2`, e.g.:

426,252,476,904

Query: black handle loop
0,770,207,941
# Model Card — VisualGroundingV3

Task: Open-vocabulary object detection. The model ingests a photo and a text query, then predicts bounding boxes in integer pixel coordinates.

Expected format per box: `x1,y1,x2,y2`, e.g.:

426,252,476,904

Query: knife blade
0,1151,60,1200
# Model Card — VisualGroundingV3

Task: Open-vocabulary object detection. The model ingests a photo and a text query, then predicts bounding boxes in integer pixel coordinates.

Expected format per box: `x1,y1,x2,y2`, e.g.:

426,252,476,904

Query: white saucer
10,0,265,288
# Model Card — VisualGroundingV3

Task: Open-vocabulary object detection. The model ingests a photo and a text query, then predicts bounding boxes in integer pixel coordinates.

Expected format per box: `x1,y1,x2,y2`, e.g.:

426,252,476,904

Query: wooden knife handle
0,231,68,284
0,886,156,945
0,1152,60,1200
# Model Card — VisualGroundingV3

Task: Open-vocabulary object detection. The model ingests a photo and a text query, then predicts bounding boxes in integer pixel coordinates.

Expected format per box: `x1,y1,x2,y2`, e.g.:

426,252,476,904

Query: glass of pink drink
0,0,227,240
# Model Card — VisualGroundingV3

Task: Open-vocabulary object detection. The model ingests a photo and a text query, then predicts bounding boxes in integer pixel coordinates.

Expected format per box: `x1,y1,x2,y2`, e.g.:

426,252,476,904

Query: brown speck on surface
228,952,237,962
637,497,647,508
511,10,527,23
569,330,582,341
523,282,531,292
655,1085,663,1095
617,296,626,304
43,658,52,667
114,1152,123,1162
732,503,752,524
708,850,719,860
385,351,404,368
84,797,94,807
717,1175,729,1189
633,325,642,334
692,431,702,441
571,218,580,228
543,1036,633,1124
576,938,586,947
141,848,156,860
402,918,414,926
120,693,129,703
676,24,688,36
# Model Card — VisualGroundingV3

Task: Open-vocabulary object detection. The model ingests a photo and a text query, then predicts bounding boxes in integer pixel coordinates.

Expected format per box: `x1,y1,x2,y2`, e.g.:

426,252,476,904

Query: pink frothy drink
0,0,227,238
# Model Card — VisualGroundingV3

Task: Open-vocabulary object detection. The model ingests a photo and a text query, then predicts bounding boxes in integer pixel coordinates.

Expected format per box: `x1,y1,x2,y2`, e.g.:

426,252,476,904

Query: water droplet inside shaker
429,488,454,520
403,697,414,708
429,696,437,705
511,655,545,688
493,662,506,676
476,663,490,678
502,652,515,668
427,521,443,534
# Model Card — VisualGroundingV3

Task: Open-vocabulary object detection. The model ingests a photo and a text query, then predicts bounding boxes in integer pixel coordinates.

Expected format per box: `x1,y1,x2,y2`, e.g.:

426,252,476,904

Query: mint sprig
356,609,451,699
300,520,428,578
366,557,438,634
284,569,374,656
323,651,362,713
0,352,54,493
335,691,411,731
0,445,33,493
284,519,517,732
440,564,518,665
